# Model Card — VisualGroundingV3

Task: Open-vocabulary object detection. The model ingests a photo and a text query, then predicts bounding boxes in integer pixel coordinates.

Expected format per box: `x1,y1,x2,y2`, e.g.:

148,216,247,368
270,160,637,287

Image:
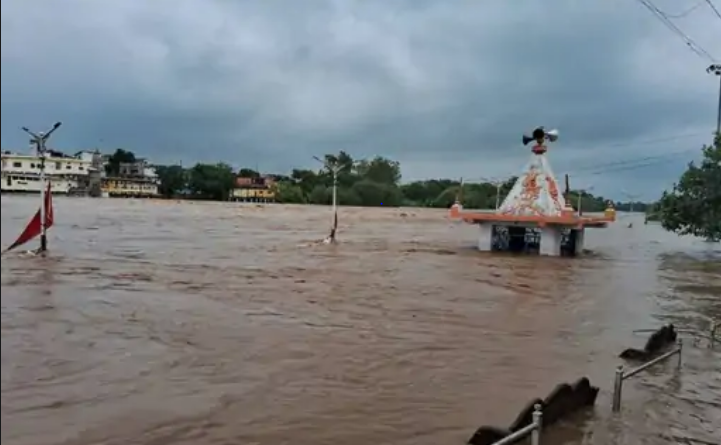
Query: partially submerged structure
449,127,615,256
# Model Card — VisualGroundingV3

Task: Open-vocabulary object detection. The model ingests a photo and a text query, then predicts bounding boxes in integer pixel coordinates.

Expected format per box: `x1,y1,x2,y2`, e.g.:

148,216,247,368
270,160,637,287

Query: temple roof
497,146,567,217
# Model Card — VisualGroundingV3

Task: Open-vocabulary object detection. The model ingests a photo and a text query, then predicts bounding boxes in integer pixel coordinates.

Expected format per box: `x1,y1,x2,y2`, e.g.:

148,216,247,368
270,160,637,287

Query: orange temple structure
449,128,616,257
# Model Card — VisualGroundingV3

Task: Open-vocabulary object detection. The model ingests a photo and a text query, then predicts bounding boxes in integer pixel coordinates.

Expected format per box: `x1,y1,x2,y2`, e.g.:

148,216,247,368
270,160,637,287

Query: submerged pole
21,121,61,253
39,147,47,252
331,169,337,226
313,155,346,244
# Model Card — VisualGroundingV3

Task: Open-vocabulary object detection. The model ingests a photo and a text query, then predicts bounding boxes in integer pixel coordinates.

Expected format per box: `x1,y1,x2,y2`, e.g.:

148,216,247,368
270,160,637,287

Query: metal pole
612,365,624,412
716,69,721,135
711,320,717,349
495,183,501,209
577,193,582,216
39,143,47,252
677,339,683,368
531,403,542,445
331,168,338,225
708,64,721,135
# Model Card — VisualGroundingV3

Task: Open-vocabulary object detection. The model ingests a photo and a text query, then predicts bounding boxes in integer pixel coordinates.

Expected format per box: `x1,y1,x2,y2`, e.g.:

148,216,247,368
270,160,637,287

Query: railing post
531,403,542,445
676,339,683,368
612,365,624,413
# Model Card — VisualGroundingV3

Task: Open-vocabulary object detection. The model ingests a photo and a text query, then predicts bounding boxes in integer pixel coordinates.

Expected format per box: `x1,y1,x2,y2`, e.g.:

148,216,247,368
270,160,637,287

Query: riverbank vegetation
654,132,720,241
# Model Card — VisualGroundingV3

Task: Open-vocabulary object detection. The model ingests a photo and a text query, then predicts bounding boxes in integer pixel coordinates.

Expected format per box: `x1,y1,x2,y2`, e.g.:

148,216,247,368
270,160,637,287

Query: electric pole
313,155,349,244
709,64,721,135
623,191,640,213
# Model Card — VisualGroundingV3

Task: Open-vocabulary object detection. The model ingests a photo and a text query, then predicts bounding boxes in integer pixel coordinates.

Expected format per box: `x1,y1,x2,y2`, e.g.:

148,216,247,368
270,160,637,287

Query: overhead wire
569,147,701,172
633,0,718,61
703,0,721,20
665,1,704,18
460,139,706,186
582,153,698,176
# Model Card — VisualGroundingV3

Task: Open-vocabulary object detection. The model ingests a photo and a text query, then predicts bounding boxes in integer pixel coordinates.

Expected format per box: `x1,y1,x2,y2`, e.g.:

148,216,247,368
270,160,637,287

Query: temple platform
448,130,616,257
458,212,611,256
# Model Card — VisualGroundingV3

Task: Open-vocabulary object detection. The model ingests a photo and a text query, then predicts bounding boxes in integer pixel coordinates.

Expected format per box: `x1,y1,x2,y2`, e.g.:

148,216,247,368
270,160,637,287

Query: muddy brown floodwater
1,196,720,445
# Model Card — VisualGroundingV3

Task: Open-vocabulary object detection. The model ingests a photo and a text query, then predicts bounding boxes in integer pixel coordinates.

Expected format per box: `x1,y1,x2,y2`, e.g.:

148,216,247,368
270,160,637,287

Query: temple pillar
539,226,562,256
574,229,585,256
478,224,493,251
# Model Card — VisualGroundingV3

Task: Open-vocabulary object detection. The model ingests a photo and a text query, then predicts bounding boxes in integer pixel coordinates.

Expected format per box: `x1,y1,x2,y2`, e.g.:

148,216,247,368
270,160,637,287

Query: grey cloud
1,0,719,200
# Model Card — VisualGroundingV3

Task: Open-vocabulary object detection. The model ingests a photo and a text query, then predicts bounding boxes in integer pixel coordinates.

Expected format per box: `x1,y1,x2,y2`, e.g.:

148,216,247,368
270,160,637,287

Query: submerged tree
656,133,720,241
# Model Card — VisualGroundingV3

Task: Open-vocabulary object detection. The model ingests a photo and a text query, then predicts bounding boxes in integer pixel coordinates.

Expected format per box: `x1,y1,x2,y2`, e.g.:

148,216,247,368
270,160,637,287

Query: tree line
104,149,644,212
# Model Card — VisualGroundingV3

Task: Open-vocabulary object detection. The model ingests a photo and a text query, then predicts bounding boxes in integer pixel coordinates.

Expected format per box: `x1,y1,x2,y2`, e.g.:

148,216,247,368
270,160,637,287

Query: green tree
105,148,136,176
274,182,306,203
352,180,403,206
433,186,460,208
354,156,401,185
155,164,188,198
644,203,661,222
291,168,320,196
656,133,721,241
187,162,236,201
400,179,458,206
308,185,329,205
238,168,260,178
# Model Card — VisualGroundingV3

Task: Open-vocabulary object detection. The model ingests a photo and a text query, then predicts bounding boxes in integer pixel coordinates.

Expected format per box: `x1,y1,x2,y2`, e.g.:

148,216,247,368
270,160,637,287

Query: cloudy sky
1,0,719,200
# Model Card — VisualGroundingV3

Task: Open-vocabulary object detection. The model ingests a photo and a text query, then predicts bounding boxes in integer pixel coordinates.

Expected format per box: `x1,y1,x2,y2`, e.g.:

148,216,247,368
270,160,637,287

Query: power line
571,148,699,172
584,156,694,176
666,2,703,18
461,148,699,186
634,0,717,61
704,0,721,20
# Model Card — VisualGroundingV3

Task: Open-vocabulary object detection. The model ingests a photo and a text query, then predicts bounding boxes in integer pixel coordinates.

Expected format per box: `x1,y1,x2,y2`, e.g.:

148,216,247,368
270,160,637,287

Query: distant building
101,158,160,198
231,176,276,203
74,150,105,196
1,149,93,195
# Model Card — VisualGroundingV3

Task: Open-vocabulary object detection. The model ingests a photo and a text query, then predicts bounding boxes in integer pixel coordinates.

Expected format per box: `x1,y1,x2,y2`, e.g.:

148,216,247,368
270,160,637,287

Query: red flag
3,181,53,253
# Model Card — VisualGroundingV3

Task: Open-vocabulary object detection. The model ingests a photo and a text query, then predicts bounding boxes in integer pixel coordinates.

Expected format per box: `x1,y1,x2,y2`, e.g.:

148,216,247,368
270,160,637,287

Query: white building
1,151,93,194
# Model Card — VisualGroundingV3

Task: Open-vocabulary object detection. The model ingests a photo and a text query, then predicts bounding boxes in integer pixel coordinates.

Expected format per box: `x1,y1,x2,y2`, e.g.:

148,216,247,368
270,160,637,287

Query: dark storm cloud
1,0,719,199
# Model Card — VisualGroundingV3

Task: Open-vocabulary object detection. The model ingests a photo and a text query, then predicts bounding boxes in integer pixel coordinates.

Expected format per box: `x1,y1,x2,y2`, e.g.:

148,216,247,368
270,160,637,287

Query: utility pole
623,191,640,213
313,156,348,244
709,64,721,135
21,122,62,253
577,185,594,216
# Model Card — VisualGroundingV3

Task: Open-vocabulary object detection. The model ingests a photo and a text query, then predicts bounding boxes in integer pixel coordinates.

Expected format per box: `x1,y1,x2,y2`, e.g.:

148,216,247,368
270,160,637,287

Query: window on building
55,162,62,170
66,164,72,169
13,162,21,168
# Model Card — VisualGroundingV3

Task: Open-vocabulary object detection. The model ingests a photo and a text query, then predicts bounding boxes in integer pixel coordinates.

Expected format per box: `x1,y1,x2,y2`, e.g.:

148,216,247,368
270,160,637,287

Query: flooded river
1,196,719,445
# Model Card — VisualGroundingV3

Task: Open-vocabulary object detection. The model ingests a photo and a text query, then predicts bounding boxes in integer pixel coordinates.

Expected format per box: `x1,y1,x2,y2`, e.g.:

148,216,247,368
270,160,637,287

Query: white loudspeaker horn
546,128,559,142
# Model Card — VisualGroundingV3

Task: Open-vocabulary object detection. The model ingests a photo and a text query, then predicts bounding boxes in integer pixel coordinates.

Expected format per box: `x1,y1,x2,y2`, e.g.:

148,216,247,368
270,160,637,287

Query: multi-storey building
231,176,276,203
101,159,160,198
1,150,93,194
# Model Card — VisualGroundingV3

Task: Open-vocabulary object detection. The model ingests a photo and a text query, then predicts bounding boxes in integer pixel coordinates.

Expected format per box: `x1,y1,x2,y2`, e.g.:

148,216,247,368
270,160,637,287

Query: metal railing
633,321,718,348
611,339,683,412
491,404,542,445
